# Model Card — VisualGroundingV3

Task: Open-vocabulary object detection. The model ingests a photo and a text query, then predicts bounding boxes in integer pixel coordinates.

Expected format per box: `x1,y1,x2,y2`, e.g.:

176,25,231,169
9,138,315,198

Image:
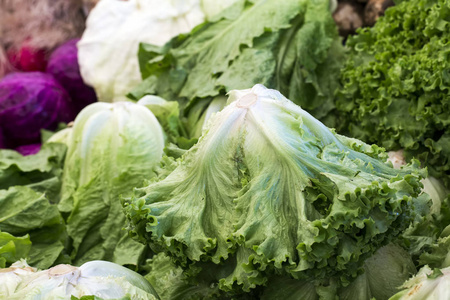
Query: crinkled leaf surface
124,85,426,294
336,0,450,187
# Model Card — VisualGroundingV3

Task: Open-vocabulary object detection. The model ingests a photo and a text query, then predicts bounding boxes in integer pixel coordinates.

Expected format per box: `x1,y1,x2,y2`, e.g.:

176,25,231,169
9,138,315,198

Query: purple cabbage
15,144,42,156
0,127,5,149
0,72,74,148
46,39,97,113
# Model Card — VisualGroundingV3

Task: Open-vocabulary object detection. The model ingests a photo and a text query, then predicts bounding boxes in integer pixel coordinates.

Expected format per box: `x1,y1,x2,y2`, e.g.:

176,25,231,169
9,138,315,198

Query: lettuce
124,85,427,295
4,261,159,299
78,0,207,102
261,244,416,300
59,102,165,266
336,0,450,187
132,0,344,122
0,233,31,269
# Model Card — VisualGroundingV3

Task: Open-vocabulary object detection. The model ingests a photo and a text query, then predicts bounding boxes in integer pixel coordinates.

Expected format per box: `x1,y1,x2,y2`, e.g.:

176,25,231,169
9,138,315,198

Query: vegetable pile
1,0,450,299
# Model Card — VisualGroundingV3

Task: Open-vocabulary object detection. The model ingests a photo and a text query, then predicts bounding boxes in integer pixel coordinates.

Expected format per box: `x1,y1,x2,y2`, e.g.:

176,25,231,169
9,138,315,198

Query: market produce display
1,0,450,299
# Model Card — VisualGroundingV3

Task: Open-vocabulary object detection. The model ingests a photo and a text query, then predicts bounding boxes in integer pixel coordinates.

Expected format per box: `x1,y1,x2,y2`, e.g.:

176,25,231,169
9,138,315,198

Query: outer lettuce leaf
0,187,67,269
8,261,159,300
0,143,68,269
185,96,227,139
386,150,450,260
133,0,343,121
419,225,450,269
124,85,426,295
0,143,66,201
144,253,225,300
336,0,450,187
0,232,31,268
59,102,165,266
338,244,416,300
0,261,37,298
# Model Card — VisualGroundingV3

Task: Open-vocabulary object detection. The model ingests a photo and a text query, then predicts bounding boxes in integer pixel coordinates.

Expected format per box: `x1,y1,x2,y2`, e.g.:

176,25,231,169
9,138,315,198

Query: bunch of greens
131,0,345,134
335,0,450,187
124,85,427,297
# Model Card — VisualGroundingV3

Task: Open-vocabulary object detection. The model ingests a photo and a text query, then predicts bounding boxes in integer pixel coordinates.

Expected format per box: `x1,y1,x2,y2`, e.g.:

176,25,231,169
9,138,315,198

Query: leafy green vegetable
0,232,31,268
0,143,68,269
132,0,344,121
0,143,66,201
419,224,450,269
338,243,416,300
59,102,165,266
336,0,450,187
0,187,68,269
260,244,416,300
386,150,450,260
78,0,208,102
124,85,427,296
185,96,227,139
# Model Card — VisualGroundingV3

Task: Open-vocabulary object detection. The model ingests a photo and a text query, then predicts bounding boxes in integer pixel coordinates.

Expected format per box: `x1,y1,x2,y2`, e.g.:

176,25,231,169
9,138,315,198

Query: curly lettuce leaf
336,0,450,187
124,85,426,294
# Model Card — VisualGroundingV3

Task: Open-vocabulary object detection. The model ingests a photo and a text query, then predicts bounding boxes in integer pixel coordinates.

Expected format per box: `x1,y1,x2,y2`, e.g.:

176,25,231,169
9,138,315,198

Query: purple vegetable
15,143,41,156
0,128,5,149
46,39,97,113
0,72,74,148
